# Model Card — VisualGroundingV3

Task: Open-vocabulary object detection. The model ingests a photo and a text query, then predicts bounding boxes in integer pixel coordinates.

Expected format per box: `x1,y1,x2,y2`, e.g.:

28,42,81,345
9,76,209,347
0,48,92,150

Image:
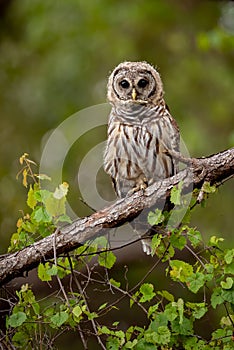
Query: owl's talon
127,177,148,195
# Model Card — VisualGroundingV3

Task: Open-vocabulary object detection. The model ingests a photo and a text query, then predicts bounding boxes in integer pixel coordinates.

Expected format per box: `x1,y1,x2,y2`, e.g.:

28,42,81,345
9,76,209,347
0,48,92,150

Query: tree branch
0,148,233,287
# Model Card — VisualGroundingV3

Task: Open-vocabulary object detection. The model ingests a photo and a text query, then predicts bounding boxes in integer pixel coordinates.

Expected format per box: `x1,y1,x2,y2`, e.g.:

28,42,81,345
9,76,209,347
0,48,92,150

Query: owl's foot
128,176,148,195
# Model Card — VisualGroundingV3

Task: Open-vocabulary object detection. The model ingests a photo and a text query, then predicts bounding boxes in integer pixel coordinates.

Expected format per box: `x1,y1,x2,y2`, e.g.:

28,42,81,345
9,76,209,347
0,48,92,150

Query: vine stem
52,230,70,307
129,243,171,294
185,244,207,269
66,254,107,350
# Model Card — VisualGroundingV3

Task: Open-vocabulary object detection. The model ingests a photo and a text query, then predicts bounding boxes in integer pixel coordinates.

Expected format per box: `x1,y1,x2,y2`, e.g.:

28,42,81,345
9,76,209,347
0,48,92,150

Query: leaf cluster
3,158,234,349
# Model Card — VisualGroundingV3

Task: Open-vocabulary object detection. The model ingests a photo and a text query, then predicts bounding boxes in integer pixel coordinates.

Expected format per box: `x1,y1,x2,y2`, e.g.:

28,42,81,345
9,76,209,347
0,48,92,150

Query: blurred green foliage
0,0,233,251
0,2,233,339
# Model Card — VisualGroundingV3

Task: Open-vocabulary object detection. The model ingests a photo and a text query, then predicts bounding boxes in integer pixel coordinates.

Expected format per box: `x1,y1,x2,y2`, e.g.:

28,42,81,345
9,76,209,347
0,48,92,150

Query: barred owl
104,61,180,254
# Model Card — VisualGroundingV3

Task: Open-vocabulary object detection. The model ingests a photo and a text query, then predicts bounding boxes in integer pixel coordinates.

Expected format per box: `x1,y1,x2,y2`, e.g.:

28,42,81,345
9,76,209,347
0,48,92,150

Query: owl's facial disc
108,61,164,105
114,74,154,104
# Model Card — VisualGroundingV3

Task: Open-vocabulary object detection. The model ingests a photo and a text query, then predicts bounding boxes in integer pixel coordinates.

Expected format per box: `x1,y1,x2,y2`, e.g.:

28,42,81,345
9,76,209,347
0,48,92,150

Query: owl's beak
131,88,137,100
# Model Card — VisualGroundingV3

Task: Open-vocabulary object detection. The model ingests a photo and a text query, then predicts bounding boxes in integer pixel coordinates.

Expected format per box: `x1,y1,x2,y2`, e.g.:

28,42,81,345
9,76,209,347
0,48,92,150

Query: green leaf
109,278,121,288
170,231,186,250
21,220,36,234
18,286,40,315
187,228,202,248
12,331,28,347
224,249,234,264
124,339,138,349
34,189,51,203
183,337,199,349
130,291,139,308
148,303,159,318
221,288,234,304
157,290,174,302
98,251,116,269
220,315,233,327
50,311,68,327
224,261,234,274
32,300,40,316
176,298,184,324
134,339,156,349
87,312,98,320
115,330,125,339
204,263,214,274
187,272,205,293
202,181,216,194
186,302,207,319
170,181,183,205
44,194,66,218
106,336,123,350
193,307,207,320
221,277,233,290
150,313,168,329
212,328,226,341
125,326,135,342
171,317,193,336
8,312,27,327
56,214,72,223
150,234,162,256
139,283,156,303
164,303,178,322
47,265,58,276
211,287,223,308
27,185,37,209
38,262,52,281
208,235,224,247
148,209,164,226
144,330,158,344
72,305,82,318
99,326,111,335
154,326,171,345
98,302,108,311
170,260,193,283
32,207,52,223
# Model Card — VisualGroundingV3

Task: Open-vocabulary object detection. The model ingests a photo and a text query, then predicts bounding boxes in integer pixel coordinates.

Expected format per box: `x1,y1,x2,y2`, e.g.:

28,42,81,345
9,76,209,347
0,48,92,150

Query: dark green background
0,0,233,348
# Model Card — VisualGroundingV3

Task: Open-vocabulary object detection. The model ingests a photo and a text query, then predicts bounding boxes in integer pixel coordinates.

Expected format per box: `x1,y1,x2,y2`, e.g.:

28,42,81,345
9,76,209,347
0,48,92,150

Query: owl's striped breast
104,105,177,197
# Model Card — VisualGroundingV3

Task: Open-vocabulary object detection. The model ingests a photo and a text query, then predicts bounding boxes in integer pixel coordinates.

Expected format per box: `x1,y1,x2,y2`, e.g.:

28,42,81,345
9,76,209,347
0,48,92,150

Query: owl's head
107,61,164,106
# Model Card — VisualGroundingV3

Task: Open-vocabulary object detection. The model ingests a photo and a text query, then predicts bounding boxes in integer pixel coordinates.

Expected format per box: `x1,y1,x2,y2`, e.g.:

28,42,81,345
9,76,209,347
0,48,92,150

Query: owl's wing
159,110,180,176
169,114,180,174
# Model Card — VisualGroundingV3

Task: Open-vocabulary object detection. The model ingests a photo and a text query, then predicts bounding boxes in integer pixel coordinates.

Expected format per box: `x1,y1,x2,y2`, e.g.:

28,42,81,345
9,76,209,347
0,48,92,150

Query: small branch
74,272,106,350
52,229,70,307
0,148,233,287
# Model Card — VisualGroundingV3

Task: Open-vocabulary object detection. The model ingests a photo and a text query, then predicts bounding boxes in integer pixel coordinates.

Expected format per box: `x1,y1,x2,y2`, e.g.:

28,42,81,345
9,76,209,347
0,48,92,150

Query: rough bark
0,148,233,287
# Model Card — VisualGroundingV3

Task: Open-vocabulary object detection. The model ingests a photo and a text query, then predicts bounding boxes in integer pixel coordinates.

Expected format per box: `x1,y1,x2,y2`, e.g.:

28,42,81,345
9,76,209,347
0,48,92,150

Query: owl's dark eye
137,78,149,88
119,79,130,89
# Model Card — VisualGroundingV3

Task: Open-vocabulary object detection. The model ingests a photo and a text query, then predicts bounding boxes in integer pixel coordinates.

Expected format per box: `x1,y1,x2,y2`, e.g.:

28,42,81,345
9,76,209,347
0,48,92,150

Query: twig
223,301,234,328
185,244,207,269
129,243,171,294
67,255,107,350
52,229,70,307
